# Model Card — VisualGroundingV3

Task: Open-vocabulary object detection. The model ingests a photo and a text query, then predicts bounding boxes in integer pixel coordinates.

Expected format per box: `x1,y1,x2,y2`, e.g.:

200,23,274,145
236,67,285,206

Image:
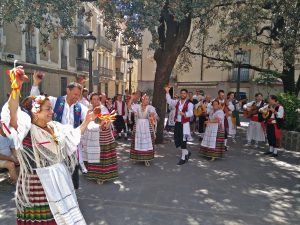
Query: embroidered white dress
1,103,87,225
130,104,157,161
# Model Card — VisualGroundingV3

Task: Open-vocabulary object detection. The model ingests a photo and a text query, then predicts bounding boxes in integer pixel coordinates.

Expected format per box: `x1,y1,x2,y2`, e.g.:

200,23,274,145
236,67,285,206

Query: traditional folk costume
82,105,118,183
1,103,87,225
165,104,176,131
195,100,209,138
260,104,284,157
30,86,88,189
166,94,193,165
207,98,229,148
114,100,128,139
226,100,239,142
200,109,226,159
130,104,157,164
243,101,266,147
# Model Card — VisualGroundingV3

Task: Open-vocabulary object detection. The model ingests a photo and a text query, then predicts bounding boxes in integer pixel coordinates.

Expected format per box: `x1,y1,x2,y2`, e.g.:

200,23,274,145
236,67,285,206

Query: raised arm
165,86,177,107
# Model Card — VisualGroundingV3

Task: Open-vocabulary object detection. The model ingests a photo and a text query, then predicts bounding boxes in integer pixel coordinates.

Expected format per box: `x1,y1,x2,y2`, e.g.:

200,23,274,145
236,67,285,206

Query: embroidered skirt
17,173,56,225
130,121,155,161
85,128,118,182
199,127,225,159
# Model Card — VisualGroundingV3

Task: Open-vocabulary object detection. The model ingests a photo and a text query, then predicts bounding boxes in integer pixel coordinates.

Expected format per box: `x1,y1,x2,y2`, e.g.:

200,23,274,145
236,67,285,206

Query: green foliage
277,93,300,131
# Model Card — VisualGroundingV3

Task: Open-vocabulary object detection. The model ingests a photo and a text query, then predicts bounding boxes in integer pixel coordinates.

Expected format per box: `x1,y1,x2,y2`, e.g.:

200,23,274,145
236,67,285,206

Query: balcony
76,58,89,72
61,55,68,70
116,71,124,80
116,48,123,58
97,36,113,51
230,68,250,82
99,66,113,78
25,45,36,64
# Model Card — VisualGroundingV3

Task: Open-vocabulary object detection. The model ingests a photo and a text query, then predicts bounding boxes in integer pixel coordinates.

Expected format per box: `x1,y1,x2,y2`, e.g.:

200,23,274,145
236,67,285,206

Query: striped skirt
130,122,155,161
85,128,118,182
199,128,225,159
17,173,56,225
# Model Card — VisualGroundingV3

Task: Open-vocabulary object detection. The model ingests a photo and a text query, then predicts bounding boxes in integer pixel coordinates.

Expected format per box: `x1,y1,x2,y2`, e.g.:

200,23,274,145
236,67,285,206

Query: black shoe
225,146,228,151
185,151,191,161
264,152,273,155
177,159,186,165
271,153,278,157
124,136,128,140
199,137,203,141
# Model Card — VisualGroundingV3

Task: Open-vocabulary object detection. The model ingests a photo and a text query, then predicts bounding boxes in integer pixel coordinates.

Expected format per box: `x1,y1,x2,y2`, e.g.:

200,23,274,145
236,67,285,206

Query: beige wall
3,23,22,55
69,39,76,68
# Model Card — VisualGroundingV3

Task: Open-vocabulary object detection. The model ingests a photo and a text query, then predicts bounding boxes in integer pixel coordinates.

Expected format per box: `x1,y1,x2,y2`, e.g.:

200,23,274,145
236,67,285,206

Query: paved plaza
1,123,300,225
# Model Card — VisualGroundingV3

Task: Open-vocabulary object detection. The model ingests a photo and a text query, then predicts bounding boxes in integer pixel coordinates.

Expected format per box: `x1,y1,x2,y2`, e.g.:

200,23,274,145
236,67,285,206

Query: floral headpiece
32,95,47,113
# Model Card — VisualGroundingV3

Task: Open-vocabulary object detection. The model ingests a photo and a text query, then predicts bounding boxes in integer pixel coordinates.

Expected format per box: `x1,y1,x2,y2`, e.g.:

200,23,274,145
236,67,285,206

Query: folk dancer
128,94,158,166
195,95,210,140
189,91,199,136
226,92,240,143
207,90,229,149
2,67,96,224
165,95,177,132
30,72,88,189
260,95,284,157
165,86,193,165
199,100,226,161
82,93,118,184
79,88,90,108
243,93,266,148
114,94,128,139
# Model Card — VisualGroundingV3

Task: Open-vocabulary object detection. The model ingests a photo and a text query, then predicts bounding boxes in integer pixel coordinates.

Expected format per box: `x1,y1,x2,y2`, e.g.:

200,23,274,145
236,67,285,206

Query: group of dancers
0,65,284,225
165,86,284,165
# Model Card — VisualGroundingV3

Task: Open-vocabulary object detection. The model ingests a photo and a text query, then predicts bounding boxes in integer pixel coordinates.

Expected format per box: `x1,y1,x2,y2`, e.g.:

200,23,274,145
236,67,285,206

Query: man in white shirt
79,88,90,108
165,87,194,165
0,124,18,184
243,93,266,148
30,73,88,189
260,95,284,157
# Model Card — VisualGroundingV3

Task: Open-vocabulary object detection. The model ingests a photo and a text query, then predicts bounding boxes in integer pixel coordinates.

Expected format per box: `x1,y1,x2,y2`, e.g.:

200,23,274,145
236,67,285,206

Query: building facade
0,2,135,107
138,30,300,100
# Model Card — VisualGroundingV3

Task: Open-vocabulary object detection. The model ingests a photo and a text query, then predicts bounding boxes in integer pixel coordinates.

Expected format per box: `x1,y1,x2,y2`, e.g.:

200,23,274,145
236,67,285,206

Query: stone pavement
1,123,300,225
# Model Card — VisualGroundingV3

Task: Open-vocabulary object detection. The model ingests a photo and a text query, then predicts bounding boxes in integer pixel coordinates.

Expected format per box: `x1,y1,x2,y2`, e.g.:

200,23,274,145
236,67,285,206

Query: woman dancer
199,100,226,161
128,94,157,167
1,66,97,224
83,93,118,184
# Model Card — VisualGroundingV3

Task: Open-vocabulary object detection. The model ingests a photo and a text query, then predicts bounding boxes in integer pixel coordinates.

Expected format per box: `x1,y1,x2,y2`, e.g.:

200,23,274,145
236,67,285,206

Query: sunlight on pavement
114,180,130,192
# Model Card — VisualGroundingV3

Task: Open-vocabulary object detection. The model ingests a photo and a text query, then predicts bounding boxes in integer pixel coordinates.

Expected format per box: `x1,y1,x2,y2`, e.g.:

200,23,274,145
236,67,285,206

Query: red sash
251,115,265,130
268,119,281,140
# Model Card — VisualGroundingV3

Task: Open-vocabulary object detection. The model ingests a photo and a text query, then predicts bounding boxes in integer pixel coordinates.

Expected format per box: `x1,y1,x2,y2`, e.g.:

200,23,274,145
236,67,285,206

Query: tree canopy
2,0,300,143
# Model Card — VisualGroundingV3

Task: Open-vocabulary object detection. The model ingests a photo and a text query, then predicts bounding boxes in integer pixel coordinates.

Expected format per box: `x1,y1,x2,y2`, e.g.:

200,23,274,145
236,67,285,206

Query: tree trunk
152,12,191,144
281,47,296,94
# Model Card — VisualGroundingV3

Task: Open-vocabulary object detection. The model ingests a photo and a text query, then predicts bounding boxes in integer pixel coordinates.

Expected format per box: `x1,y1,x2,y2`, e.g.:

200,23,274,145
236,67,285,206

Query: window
77,44,83,58
61,77,67,96
232,50,251,81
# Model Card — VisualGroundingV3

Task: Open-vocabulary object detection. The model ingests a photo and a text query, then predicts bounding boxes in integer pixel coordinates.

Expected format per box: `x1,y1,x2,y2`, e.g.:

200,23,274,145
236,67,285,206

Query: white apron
135,118,153,151
36,163,87,225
